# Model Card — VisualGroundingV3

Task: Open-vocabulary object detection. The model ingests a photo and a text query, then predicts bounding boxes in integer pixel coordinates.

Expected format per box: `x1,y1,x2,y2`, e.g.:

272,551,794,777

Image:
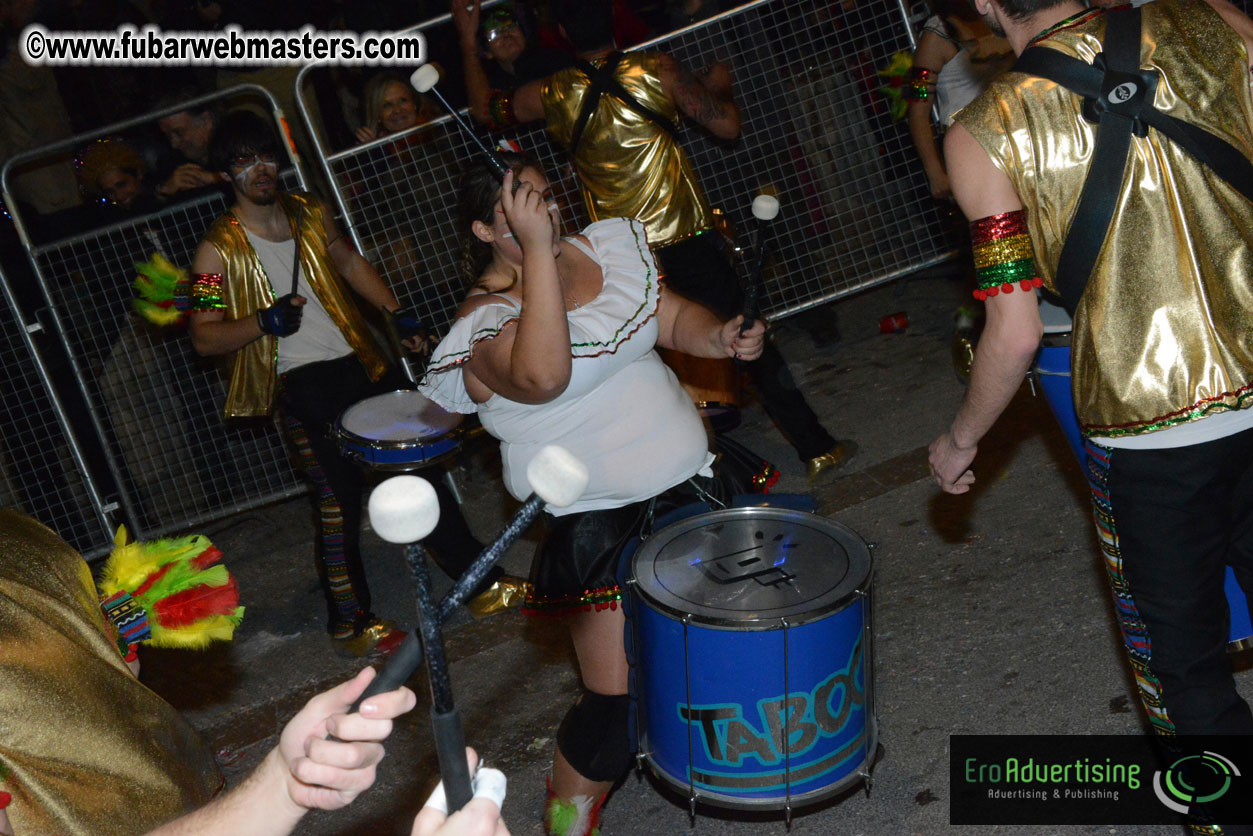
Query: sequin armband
970,211,1043,300
188,272,225,313
486,90,517,130
904,66,937,102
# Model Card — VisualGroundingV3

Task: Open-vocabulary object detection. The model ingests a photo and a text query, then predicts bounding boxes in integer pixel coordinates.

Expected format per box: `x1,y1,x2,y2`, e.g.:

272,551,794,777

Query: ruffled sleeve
566,217,660,358
419,299,520,414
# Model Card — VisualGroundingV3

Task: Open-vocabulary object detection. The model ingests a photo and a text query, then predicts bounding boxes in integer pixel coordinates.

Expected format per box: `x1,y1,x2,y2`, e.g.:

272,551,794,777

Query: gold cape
0,510,222,835
541,52,713,248
957,0,1253,435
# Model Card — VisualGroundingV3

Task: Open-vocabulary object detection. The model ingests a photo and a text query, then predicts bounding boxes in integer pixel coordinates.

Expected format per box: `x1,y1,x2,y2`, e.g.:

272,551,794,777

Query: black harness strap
1012,6,1253,313
568,52,680,157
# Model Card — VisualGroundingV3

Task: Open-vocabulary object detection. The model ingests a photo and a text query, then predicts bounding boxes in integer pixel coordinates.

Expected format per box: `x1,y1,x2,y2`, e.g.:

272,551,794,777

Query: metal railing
1,85,308,557
294,0,960,335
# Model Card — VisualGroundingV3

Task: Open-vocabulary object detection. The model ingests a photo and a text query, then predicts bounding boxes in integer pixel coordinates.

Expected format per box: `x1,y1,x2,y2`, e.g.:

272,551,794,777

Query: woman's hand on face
719,315,766,361
499,170,554,255
356,125,381,143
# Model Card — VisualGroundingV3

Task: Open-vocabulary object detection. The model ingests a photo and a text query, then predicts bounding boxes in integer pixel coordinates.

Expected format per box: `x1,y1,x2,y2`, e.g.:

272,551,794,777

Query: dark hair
995,0,1070,21
151,86,219,122
455,151,539,289
208,110,282,175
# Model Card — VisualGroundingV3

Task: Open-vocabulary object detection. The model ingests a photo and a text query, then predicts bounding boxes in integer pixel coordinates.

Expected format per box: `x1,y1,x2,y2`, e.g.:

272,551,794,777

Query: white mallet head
526,445,589,508
751,194,781,222
368,475,441,544
410,64,440,94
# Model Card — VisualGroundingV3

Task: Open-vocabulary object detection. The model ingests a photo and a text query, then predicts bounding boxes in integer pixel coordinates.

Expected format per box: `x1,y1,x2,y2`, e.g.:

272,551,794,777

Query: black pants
278,354,485,633
655,234,836,462
1087,426,1253,737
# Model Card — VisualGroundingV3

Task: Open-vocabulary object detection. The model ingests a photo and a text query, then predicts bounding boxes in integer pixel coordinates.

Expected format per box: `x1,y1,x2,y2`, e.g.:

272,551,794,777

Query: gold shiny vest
957,0,1253,436
541,52,713,248
204,192,387,417
0,510,222,835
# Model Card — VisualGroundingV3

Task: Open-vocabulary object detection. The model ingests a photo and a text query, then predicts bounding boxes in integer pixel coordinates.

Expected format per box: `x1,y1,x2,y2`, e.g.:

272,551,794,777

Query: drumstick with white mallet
410,64,511,182
740,193,781,335
355,446,589,811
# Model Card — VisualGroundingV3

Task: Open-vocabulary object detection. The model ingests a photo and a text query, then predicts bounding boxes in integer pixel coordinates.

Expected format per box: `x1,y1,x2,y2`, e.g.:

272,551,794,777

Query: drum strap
1012,6,1253,314
569,52,680,158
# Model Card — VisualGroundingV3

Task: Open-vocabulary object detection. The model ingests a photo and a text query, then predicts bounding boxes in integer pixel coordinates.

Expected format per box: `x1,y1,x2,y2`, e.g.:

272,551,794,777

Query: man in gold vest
927,0,1253,812
187,112,509,657
452,0,855,485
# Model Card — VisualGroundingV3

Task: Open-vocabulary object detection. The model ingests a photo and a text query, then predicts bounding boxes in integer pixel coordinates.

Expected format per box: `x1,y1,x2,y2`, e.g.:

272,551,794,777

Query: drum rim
335,388,464,449
631,507,872,628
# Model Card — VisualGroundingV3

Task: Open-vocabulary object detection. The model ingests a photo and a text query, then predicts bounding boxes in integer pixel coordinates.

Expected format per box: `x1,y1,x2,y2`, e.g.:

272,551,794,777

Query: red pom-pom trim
1002,283,1014,293
973,289,988,301
986,286,999,297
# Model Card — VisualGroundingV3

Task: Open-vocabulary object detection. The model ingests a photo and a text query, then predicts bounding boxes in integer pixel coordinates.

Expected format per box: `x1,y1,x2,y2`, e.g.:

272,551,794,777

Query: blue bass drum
629,507,876,811
334,389,463,471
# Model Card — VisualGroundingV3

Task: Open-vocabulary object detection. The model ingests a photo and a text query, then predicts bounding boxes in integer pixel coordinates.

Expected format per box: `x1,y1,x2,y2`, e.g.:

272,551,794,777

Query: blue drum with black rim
335,389,463,471
629,506,876,810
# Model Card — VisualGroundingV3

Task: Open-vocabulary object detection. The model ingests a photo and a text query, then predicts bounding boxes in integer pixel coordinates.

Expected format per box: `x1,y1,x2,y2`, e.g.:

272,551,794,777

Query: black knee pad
556,691,632,782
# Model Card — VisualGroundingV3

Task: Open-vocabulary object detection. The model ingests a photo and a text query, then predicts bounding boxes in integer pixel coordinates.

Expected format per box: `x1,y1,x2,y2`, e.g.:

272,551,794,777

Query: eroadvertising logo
950,735,1253,826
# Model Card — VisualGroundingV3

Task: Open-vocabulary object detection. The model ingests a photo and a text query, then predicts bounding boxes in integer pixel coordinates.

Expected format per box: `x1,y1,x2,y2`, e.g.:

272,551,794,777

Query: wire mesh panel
308,0,957,336
4,87,310,554
0,264,114,557
27,180,307,545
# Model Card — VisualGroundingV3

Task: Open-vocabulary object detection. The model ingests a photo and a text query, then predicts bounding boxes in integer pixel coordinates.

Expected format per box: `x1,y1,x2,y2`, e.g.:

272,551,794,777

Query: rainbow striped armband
970,210,1043,300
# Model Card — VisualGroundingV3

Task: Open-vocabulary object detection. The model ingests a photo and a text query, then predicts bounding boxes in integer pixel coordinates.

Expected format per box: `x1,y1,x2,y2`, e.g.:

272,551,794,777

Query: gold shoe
332,618,405,659
807,441,858,484
467,576,531,619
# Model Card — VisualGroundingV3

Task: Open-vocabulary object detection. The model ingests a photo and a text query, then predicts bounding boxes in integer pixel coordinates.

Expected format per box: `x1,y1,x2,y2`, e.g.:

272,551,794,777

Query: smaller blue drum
630,507,876,811
335,390,463,471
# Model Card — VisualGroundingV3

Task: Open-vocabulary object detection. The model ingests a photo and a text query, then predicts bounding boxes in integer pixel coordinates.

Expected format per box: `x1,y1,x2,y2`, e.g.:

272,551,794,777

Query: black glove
257,294,303,337
391,308,426,343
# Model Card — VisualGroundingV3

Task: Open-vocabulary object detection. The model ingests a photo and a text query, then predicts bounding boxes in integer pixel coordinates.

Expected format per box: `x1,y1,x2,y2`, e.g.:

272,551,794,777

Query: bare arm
658,52,740,140
655,289,764,360
186,240,296,356
463,173,571,403
147,669,416,836
927,123,1044,494
906,30,958,199
451,0,546,126
322,203,399,312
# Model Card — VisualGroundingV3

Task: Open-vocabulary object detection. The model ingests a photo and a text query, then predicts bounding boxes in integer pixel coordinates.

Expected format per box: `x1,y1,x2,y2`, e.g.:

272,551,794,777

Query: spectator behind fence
474,2,574,91
356,72,440,144
152,91,229,200
77,137,160,214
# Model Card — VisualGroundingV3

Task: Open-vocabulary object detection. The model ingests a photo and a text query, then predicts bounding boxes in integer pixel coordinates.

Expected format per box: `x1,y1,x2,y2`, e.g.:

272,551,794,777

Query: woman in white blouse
421,153,763,835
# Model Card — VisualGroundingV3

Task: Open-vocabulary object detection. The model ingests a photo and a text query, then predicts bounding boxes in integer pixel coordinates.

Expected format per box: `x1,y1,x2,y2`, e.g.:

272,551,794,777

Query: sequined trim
188,272,225,312
651,226,714,251
1084,441,1175,736
969,211,1043,299
1084,382,1253,437
904,66,936,102
523,584,622,618
487,89,517,130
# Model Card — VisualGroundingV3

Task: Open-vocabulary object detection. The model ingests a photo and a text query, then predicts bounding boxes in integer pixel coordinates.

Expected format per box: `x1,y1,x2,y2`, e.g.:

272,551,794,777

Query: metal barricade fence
2,86,308,558
296,0,958,337
0,261,115,556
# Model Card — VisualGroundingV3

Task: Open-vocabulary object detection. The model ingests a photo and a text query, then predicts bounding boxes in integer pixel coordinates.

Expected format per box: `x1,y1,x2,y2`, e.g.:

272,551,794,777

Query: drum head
339,390,462,442
632,507,871,628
